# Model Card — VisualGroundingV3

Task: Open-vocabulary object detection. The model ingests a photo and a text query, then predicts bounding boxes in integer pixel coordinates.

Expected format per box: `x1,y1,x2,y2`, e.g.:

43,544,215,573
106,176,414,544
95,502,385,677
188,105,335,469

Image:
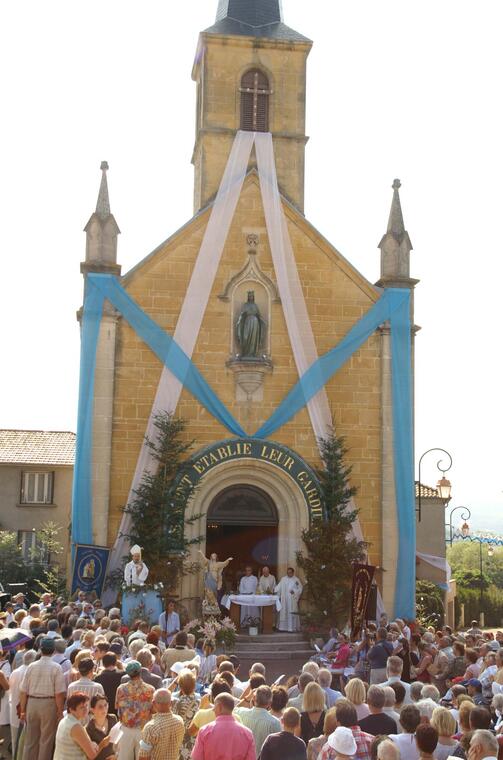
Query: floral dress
174,693,199,759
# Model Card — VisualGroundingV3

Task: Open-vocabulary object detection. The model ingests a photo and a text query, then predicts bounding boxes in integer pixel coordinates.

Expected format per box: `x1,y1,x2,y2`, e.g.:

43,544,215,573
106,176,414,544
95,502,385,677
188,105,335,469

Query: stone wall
107,175,383,575
192,35,310,211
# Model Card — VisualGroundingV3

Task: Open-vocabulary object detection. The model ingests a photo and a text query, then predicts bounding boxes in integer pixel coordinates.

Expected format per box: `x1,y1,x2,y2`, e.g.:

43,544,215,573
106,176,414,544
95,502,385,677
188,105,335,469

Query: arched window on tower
239,69,271,132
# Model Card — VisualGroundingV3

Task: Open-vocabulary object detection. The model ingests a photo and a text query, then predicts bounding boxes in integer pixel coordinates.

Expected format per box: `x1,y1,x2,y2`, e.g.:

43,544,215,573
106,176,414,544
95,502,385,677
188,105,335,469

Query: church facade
78,0,417,617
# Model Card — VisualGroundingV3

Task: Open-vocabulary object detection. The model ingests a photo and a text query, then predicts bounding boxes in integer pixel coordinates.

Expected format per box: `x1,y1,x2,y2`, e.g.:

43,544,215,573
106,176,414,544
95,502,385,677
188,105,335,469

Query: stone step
236,633,306,643
234,649,313,661
235,642,313,652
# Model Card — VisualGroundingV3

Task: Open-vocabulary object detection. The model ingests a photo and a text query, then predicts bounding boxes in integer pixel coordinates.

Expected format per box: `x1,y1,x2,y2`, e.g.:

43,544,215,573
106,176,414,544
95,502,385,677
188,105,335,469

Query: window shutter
256,92,269,132
240,91,254,131
240,69,270,132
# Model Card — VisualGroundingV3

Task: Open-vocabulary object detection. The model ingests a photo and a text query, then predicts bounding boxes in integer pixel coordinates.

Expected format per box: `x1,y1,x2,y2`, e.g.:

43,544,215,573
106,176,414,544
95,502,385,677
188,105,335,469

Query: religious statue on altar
257,565,276,594
124,545,149,586
197,550,233,615
275,567,303,632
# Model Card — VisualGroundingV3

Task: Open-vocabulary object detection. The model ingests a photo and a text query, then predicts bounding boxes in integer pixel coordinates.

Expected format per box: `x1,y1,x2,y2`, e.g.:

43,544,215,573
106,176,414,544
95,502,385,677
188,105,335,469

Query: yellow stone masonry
192,35,310,211
108,175,383,566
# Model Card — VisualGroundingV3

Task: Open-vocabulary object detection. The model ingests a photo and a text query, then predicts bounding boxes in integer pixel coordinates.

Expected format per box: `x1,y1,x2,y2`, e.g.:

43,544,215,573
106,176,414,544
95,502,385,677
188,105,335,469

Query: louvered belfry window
240,69,270,132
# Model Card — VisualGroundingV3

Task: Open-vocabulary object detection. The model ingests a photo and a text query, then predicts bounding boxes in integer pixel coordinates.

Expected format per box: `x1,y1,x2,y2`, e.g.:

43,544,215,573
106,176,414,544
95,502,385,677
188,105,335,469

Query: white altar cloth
223,594,281,612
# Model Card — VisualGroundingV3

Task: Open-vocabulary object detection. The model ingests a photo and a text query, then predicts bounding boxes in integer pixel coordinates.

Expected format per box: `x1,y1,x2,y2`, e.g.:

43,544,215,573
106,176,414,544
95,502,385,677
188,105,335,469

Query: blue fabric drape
89,274,247,437
71,282,105,547
390,292,415,619
254,290,407,438
73,276,415,618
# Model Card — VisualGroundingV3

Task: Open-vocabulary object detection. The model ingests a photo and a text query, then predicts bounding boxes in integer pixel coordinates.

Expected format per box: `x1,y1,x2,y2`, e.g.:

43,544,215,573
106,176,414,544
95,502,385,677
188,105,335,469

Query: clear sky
1,1,502,532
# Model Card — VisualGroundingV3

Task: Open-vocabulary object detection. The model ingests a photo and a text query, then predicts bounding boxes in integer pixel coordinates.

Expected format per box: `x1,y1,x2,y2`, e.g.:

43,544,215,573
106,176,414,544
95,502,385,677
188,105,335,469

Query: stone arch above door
181,457,311,608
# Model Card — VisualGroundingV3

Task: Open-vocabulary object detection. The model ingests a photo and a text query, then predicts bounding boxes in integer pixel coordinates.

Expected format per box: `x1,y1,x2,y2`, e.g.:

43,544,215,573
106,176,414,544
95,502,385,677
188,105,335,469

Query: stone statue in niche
235,291,266,358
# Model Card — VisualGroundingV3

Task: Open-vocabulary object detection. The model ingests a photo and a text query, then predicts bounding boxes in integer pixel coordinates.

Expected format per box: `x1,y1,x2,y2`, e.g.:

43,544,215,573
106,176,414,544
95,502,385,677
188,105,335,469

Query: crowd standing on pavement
1,592,503,760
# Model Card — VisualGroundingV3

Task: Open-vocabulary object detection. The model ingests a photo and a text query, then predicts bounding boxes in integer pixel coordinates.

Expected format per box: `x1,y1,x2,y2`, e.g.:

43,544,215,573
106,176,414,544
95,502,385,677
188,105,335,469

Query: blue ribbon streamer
71,281,105,547
390,292,415,619
89,274,247,437
255,290,406,438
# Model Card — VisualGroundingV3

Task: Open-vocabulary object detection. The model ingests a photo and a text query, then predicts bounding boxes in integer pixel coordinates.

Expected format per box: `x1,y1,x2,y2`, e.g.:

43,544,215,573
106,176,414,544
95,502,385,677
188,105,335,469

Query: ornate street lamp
417,448,453,522
446,506,472,545
448,520,498,605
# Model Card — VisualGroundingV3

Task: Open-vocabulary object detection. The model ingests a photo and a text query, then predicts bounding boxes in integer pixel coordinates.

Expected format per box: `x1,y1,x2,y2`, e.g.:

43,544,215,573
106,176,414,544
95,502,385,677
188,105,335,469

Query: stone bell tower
191,0,312,213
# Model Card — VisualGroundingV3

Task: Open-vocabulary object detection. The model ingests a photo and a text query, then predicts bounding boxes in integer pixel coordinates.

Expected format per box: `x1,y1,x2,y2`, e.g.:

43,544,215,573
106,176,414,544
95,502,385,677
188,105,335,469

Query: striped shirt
20,655,66,697
234,706,281,758
67,677,105,702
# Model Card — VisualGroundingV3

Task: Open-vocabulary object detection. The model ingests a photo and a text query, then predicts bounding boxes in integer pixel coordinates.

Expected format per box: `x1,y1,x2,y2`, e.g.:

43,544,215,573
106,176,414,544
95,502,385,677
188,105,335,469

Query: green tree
453,569,490,591
122,412,202,592
0,529,28,584
416,579,444,627
296,430,366,629
31,521,67,597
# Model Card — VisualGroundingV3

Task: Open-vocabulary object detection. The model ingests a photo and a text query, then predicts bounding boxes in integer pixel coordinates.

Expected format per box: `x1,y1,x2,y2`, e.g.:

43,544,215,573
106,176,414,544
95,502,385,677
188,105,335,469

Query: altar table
223,594,281,634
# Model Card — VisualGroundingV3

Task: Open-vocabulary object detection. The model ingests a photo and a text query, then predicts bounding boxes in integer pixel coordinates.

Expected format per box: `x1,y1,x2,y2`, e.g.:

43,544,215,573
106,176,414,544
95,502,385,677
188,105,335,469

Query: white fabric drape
416,551,451,583
102,132,255,604
254,133,364,541
103,131,366,602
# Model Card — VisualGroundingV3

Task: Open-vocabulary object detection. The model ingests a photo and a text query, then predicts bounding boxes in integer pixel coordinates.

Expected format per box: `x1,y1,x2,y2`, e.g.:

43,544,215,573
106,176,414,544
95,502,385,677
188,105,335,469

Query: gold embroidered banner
351,563,376,640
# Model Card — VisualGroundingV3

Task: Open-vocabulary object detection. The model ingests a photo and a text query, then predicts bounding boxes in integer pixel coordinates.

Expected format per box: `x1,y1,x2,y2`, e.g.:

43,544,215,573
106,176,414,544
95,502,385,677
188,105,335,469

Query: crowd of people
0,593,503,760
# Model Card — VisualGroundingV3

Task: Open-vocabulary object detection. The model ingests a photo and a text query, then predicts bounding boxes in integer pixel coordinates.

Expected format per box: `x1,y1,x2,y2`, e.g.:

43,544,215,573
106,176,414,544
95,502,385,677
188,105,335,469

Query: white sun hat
327,727,357,755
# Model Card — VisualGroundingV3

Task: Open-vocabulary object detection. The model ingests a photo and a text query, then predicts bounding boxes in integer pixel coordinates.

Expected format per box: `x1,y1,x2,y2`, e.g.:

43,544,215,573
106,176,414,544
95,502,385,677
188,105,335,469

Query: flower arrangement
183,616,237,650
120,581,164,594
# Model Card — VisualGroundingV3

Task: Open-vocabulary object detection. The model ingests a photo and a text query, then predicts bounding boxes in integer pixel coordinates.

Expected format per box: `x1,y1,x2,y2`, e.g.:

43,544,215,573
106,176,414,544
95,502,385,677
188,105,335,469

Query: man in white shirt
67,657,105,701
468,729,499,760
19,638,67,760
318,668,342,708
20,604,41,630
38,593,52,612
158,600,180,645
379,655,412,704
389,704,421,760
239,566,259,624
9,650,37,751
45,620,60,639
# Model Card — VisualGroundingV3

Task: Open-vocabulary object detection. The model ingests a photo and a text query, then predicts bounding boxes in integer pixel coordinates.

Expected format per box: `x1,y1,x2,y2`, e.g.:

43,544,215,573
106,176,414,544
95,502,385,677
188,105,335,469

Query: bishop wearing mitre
257,566,276,594
124,545,149,587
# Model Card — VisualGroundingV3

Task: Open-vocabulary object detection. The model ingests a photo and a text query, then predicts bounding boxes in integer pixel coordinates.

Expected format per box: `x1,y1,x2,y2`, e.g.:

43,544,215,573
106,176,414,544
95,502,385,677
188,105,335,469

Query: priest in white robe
124,545,149,586
238,566,259,625
275,567,303,632
257,566,276,595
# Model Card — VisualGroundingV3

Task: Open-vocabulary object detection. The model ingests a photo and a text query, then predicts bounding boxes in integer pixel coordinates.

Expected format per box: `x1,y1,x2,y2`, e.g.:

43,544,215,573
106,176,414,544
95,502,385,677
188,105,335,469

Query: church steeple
216,0,282,26
192,1,312,214
377,179,414,287
82,161,121,274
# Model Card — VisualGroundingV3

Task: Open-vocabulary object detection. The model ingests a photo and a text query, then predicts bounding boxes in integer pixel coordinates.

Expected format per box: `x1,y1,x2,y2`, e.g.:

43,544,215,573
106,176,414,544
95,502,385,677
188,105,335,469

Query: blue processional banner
71,544,111,598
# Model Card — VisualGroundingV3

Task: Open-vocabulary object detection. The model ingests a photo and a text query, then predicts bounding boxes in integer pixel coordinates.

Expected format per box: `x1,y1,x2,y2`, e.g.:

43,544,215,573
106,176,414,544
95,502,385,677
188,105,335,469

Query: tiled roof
203,18,311,43
415,481,442,499
0,430,75,466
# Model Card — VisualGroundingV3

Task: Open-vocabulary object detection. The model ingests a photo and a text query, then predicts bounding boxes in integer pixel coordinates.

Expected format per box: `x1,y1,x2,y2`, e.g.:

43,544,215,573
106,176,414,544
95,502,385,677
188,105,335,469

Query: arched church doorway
205,485,278,593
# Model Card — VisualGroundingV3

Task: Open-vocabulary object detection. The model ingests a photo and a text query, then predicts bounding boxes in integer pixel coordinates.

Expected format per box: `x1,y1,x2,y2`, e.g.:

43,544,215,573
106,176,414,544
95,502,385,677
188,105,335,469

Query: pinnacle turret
377,179,413,284
83,162,121,272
